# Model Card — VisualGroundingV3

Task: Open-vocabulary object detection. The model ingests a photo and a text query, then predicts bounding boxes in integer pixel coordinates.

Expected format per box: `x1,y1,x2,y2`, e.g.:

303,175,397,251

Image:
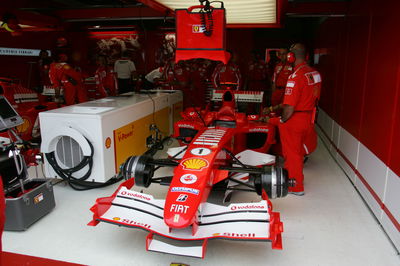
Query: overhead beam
135,0,174,16
56,7,166,21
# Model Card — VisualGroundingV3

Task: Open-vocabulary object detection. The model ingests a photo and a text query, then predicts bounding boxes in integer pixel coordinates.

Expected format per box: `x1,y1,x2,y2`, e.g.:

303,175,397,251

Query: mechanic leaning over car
49,53,88,105
266,43,322,195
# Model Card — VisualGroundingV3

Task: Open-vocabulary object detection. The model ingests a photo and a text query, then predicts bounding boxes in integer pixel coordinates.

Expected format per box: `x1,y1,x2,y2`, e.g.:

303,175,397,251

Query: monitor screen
0,98,18,119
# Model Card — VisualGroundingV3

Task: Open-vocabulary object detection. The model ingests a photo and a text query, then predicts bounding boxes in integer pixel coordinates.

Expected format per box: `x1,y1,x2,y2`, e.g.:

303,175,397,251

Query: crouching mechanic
266,43,321,195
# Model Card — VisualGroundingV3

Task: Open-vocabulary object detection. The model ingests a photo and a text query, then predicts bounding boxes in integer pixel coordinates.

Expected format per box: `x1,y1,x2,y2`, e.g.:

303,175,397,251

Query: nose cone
164,202,196,228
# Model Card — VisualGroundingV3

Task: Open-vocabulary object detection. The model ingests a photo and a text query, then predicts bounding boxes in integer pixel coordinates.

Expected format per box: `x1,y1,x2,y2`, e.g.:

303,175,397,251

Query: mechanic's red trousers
303,125,317,155
64,83,88,105
279,112,313,192
271,88,285,106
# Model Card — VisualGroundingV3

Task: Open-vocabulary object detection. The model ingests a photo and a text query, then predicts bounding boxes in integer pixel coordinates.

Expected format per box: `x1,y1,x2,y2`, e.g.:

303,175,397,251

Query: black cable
44,138,123,191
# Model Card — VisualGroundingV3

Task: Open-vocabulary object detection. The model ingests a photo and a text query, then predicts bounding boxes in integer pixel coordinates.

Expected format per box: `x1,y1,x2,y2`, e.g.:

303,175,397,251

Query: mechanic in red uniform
271,48,293,107
94,56,117,97
49,54,88,105
212,51,242,90
163,59,191,107
267,44,321,195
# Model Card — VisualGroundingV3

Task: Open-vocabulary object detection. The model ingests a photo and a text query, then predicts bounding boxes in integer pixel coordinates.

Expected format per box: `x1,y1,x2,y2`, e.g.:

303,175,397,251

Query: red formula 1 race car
0,77,59,166
89,88,294,258
0,77,59,142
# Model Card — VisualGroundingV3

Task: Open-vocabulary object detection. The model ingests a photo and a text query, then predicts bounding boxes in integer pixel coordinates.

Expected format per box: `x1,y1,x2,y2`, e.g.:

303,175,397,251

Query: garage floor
3,138,400,266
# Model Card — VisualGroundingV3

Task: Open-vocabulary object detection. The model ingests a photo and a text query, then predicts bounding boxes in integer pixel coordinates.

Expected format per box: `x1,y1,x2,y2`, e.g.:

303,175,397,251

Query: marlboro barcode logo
193,129,226,146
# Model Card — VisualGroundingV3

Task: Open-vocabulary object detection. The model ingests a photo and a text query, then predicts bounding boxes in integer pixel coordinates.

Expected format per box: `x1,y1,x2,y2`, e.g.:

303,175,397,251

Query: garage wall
315,0,400,251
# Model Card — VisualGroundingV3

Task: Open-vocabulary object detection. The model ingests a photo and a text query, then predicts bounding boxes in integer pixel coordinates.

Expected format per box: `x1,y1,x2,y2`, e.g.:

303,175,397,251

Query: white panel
384,169,400,223
338,127,360,168
336,154,357,184
381,213,400,252
355,176,383,219
330,120,340,155
315,125,331,152
357,143,388,202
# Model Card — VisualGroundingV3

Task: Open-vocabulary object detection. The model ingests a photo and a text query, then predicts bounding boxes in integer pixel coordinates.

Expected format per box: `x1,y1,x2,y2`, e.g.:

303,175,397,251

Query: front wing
88,181,283,258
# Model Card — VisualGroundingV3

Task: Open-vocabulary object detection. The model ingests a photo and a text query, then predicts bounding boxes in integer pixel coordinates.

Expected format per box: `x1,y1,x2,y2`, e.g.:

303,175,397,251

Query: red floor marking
1,251,84,266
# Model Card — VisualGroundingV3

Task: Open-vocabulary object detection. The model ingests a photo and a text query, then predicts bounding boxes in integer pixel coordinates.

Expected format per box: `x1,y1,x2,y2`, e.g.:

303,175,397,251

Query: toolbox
1,149,55,231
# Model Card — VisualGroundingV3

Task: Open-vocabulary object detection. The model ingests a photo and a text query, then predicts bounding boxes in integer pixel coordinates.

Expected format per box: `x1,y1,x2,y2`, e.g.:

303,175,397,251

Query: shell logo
181,158,208,171
16,117,31,133
212,233,220,236
113,217,120,221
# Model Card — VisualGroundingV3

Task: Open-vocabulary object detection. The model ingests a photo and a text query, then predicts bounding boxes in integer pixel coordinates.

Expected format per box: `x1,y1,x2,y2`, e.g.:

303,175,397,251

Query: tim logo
176,194,188,202
192,24,206,33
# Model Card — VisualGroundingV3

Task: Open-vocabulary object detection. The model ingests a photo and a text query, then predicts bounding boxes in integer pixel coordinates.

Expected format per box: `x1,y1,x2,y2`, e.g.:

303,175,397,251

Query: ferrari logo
192,24,205,33
181,158,208,171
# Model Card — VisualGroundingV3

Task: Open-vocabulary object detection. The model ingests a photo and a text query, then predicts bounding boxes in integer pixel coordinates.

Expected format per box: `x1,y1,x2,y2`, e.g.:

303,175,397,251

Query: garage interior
1,0,400,265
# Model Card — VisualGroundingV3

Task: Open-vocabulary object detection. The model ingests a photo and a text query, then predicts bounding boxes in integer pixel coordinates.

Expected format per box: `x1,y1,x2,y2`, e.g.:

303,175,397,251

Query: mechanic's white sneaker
289,191,305,196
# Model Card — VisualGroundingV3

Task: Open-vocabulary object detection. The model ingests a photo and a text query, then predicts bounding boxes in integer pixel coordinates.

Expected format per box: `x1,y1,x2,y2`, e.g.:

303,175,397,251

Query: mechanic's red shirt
163,61,190,90
49,62,82,87
212,61,242,89
283,62,322,111
273,62,293,88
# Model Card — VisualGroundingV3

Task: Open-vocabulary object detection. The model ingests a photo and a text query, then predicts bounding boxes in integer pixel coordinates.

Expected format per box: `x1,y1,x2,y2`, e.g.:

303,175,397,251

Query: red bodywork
167,99,276,229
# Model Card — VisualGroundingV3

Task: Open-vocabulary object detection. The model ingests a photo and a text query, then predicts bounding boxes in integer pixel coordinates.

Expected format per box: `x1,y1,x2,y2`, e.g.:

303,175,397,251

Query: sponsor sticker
249,128,269,132
33,193,44,204
178,124,195,129
193,128,226,146
180,174,198,184
181,158,209,171
176,194,188,202
212,232,256,238
120,190,151,201
230,204,266,211
190,147,211,156
286,81,295,88
171,187,200,195
170,204,189,214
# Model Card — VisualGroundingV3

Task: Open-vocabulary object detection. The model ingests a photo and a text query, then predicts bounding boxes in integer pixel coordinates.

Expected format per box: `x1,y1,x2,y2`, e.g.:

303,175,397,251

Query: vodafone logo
230,204,265,211
180,174,197,184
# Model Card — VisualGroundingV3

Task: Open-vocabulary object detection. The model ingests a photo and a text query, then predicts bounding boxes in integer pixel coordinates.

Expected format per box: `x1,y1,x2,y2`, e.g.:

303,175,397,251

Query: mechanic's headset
286,44,309,63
